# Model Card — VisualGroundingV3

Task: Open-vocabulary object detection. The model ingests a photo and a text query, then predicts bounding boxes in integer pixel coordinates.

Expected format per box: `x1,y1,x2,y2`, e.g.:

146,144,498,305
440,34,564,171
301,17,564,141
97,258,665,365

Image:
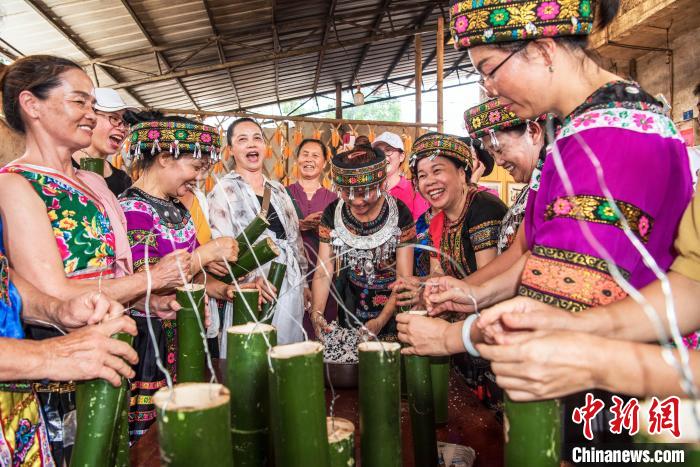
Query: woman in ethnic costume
405,132,507,403
310,145,416,340
208,118,309,346
286,139,339,337
0,215,138,467
0,56,185,464
399,0,692,460
120,116,252,441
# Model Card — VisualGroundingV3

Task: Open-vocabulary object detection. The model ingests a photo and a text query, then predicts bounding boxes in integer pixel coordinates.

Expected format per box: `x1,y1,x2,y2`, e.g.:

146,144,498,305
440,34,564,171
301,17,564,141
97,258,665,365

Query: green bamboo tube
261,261,287,324
79,157,105,176
226,322,277,467
404,310,438,467
216,237,280,284
327,417,355,467
153,383,234,466
176,284,206,383
233,289,260,325
505,398,561,467
269,341,330,467
430,356,450,425
71,332,133,467
358,341,401,467
236,214,270,259
110,386,131,467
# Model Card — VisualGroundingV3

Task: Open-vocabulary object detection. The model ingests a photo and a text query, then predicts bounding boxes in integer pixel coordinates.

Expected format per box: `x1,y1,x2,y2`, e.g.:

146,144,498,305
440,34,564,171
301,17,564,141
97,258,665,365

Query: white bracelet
462,313,481,358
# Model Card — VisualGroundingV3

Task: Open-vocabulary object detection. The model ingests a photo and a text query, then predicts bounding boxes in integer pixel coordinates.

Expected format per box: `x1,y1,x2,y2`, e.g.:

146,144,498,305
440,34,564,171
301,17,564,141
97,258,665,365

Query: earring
548,65,554,73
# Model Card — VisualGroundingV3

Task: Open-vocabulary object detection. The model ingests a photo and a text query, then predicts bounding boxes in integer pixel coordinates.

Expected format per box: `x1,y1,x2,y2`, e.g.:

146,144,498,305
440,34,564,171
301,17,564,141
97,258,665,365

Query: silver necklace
330,195,401,284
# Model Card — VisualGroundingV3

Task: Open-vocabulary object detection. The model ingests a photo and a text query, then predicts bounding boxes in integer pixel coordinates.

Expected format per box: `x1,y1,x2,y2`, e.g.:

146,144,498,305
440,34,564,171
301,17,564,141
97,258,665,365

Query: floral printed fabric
465,97,524,139
450,0,595,49
546,195,654,243
0,165,116,280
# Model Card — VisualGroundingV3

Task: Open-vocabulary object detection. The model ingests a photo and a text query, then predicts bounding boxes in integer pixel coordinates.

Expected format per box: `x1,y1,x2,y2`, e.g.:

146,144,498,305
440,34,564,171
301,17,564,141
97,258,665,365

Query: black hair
0,55,82,133
226,117,262,146
335,144,383,167
296,138,328,159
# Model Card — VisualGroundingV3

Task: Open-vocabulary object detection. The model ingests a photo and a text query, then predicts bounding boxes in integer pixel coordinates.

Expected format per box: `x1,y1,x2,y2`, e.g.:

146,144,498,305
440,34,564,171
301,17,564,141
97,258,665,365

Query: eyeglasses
479,44,527,87
95,110,128,129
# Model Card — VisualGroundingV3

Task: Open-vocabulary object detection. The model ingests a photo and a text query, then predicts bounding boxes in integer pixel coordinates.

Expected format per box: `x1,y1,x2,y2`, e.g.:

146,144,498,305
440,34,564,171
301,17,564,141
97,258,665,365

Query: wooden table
130,360,503,467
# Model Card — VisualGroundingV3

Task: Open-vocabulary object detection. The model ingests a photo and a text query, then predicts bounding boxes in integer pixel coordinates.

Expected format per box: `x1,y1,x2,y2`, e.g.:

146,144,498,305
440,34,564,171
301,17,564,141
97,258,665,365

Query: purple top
119,187,199,274
521,81,692,311
287,182,337,268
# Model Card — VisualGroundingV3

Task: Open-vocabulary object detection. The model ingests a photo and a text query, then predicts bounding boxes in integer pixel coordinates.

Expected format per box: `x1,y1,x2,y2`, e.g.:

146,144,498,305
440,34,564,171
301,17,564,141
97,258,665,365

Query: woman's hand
476,296,572,344
423,276,479,316
476,330,602,401
390,276,423,309
44,315,139,387
310,311,331,340
396,313,452,356
299,211,323,232
149,249,192,291
54,292,125,331
196,237,239,269
362,316,388,338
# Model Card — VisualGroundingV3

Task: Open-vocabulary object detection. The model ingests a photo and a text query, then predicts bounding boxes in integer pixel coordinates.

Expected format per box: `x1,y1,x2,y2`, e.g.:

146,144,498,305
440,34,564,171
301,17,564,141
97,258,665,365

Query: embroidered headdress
465,98,524,139
450,0,596,49
128,120,221,161
408,132,475,178
330,145,387,200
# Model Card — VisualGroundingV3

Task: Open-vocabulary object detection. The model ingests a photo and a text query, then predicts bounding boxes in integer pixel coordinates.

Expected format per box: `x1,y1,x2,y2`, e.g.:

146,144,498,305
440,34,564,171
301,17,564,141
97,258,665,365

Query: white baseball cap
94,88,140,113
372,131,404,152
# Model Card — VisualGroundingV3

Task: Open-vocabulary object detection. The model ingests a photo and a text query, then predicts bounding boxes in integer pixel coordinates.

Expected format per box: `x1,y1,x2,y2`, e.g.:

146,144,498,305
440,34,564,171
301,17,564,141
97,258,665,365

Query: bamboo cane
505,398,561,467
226,322,277,467
79,157,105,176
176,284,206,383
153,383,234,466
215,237,280,284
110,386,131,467
358,341,401,467
327,417,355,467
404,310,438,467
430,356,450,425
261,261,287,324
233,289,260,325
70,333,133,467
269,341,330,467
236,214,270,259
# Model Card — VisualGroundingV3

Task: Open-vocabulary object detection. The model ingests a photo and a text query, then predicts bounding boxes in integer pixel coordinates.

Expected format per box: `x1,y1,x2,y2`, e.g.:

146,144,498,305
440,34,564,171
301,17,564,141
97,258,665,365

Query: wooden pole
156,106,437,128
335,82,343,120
436,16,444,133
414,34,422,124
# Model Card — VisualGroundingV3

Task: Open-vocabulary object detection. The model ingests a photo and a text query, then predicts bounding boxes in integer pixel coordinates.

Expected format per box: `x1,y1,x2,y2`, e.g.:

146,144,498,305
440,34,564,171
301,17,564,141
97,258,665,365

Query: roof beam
119,0,200,111
110,24,436,90
22,0,146,107
312,0,338,94
382,3,435,81
202,0,242,110
348,0,392,87
271,0,281,108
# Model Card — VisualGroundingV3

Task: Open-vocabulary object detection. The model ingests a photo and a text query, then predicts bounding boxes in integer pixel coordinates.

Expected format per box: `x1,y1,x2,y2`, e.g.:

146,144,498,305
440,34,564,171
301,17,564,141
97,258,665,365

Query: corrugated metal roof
0,0,474,113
